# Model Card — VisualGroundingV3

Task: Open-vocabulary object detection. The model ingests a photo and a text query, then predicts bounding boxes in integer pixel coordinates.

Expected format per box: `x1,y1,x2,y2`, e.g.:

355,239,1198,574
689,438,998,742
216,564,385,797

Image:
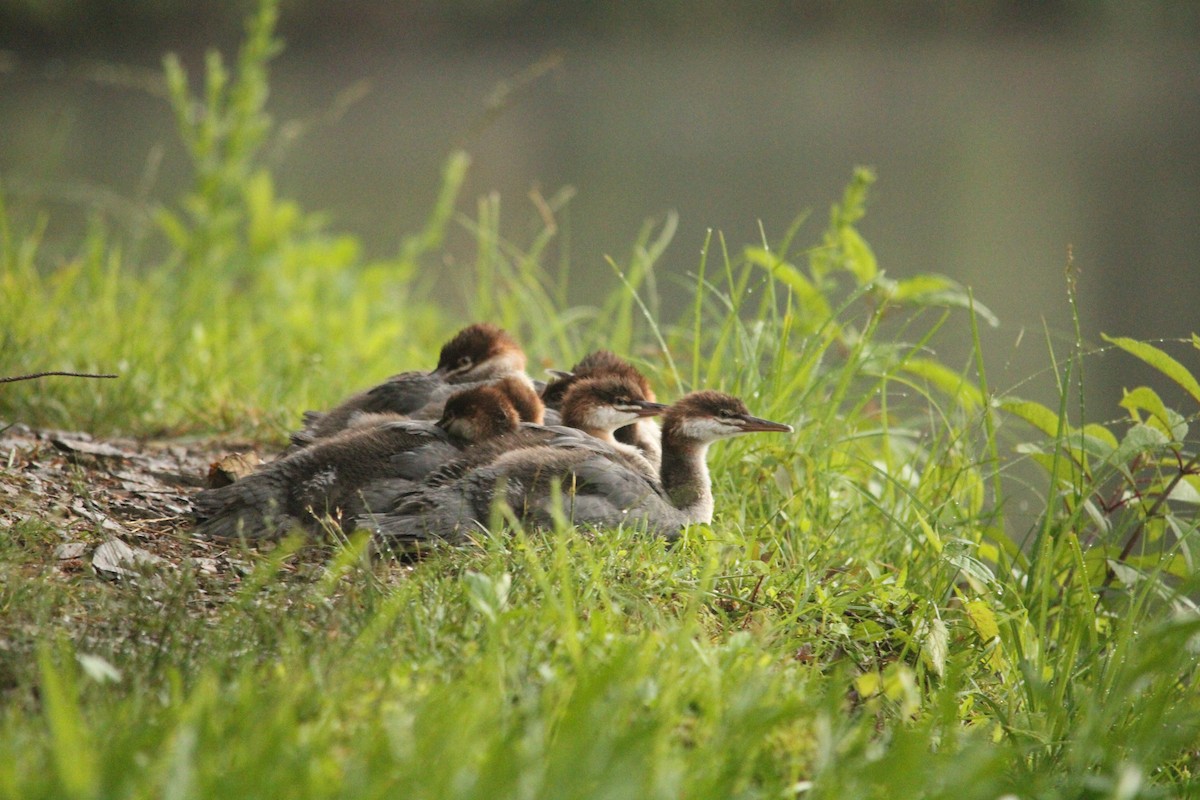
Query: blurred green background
2,0,1198,416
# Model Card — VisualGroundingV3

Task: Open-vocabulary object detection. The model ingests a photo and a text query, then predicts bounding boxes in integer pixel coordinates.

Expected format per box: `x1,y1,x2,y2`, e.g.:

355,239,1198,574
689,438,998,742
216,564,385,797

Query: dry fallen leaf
191,556,220,575
51,437,130,460
55,542,89,560
92,538,170,580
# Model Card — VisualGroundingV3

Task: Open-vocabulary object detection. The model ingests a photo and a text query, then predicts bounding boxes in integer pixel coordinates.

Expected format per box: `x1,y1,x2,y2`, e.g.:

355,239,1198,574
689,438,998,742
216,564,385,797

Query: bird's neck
587,427,617,444
616,419,662,472
659,437,714,523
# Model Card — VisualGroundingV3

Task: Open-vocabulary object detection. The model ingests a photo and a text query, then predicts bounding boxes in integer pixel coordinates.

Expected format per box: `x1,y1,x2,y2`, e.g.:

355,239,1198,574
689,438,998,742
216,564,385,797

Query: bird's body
360,389,790,553
290,323,530,448
398,373,664,493
193,384,522,539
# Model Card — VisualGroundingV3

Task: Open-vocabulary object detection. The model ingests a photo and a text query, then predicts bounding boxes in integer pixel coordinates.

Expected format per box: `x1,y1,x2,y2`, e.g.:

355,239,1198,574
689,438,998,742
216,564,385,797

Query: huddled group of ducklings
191,323,791,553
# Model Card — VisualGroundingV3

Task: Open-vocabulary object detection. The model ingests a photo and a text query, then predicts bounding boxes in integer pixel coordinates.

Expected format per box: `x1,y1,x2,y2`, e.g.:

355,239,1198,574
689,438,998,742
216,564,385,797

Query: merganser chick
412,373,666,492
340,378,541,518
193,384,521,539
344,375,544,430
556,374,665,476
541,350,648,408
360,390,790,552
540,350,662,470
489,375,545,424
290,323,529,447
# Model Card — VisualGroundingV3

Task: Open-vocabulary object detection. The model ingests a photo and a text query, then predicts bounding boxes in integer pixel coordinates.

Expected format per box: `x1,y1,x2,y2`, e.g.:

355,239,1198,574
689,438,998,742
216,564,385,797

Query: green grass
3,1,1200,797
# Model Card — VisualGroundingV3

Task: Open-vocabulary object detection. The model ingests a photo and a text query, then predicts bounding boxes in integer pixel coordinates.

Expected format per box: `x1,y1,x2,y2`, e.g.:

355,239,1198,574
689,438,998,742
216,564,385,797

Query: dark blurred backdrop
3,0,1199,415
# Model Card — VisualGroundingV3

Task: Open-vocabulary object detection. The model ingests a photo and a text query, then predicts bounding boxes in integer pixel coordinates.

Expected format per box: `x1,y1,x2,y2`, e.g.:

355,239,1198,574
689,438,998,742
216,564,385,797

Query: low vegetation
2,1,1199,797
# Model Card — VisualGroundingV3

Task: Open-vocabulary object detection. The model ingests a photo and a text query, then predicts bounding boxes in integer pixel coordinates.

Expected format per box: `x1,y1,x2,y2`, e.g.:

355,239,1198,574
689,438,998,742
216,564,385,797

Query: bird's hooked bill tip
635,400,670,417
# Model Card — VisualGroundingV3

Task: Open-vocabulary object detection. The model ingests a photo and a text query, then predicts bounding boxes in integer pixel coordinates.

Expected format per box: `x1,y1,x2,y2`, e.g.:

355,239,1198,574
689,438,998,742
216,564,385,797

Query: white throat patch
588,405,640,435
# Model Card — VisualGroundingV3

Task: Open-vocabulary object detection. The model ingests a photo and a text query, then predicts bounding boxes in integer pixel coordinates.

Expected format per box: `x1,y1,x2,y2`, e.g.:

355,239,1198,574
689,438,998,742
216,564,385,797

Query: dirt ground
0,422,272,578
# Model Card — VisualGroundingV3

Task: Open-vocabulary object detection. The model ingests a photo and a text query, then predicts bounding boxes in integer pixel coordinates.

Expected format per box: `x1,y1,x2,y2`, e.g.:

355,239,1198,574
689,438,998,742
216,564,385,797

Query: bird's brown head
542,350,656,409
662,391,793,444
434,323,526,380
561,374,668,435
437,385,521,441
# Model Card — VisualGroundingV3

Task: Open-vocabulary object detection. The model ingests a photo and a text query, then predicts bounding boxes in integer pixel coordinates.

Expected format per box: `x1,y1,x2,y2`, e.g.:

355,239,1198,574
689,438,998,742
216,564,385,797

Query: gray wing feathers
191,471,292,539
194,422,451,538
365,447,681,550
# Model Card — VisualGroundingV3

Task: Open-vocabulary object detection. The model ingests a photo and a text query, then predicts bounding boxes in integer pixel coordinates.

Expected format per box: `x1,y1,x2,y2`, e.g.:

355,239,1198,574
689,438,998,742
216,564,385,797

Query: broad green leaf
919,617,948,678
1016,446,1071,483
744,247,832,323
946,548,997,589
964,600,1005,671
964,600,999,642
1083,547,1110,585
1165,408,1189,442
854,671,882,698
1120,385,1169,424
1126,551,1193,579
1145,515,1168,544
851,619,889,643
980,525,1029,569
1112,423,1170,465
1104,334,1200,406
997,396,1063,437
1173,475,1200,505
1106,559,1143,588
1079,424,1119,455
1119,386,1188,440
888,274,999,326
902,358,983,410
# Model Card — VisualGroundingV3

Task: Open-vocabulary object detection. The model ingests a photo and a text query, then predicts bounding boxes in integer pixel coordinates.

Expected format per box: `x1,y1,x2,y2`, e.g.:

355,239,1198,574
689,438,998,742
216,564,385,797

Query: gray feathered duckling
290,323,530,448
192,383,522,539
540,350,662,469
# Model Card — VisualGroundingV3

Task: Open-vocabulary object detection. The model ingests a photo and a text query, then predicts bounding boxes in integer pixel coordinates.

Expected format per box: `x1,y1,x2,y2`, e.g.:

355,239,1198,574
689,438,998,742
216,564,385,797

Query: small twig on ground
0,371,119,384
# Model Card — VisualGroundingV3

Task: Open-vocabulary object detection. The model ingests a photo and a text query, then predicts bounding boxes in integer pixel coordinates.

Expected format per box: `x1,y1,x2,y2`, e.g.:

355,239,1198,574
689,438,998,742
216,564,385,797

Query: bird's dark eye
458,356,473,368
718,408,734,419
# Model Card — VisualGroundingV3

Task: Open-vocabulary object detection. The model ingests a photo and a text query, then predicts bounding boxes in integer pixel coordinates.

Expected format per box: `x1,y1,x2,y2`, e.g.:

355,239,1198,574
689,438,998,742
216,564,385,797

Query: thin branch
1095,449,1200,606
0,371,119,384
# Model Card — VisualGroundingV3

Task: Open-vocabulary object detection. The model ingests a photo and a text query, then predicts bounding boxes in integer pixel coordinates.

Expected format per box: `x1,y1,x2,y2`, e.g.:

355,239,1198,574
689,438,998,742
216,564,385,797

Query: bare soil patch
0,422,272,578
